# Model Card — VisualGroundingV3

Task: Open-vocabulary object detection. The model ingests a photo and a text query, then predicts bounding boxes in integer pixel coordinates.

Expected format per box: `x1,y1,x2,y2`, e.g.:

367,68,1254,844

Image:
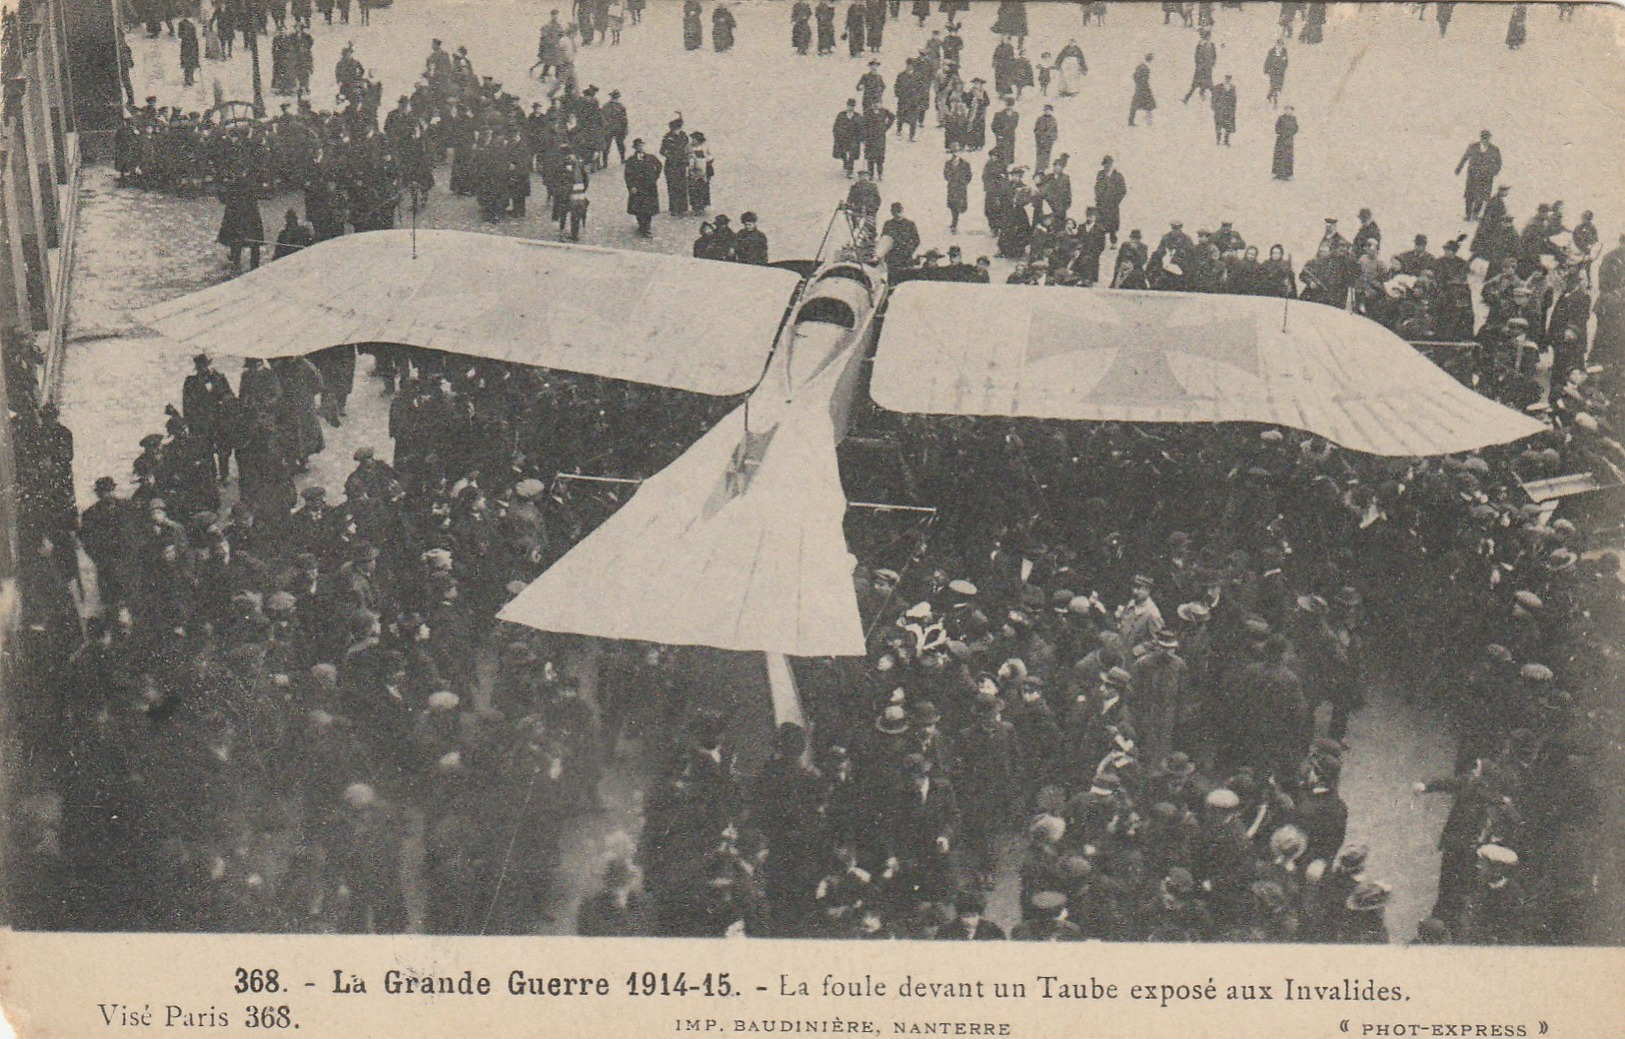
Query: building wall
61,0,119,135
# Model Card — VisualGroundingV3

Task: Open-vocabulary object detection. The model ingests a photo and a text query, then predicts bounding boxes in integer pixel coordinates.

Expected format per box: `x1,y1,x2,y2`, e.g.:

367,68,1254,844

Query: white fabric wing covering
498,348,868,657
871,283,1547,456
131,230,803,396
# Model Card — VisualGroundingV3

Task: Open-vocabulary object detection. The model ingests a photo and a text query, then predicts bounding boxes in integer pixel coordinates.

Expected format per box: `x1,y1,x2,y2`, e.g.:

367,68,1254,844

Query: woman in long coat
791,0,812,53
712,4,736,51
1263,40,1287,107
992,38,1016,97
1505,3,1527,49
943,151,972,231
1129,55,1156,126
686,131,714,212
942,90,970,151
179,18,201,85
815,0,836,53
1272,106,1298,180
965,80,989,150
991,0,1027,40
683,0,703,49
845,1,867,58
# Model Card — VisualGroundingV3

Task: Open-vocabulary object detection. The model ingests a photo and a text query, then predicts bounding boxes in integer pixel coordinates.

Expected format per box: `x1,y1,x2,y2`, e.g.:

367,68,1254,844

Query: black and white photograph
1,0,1624,966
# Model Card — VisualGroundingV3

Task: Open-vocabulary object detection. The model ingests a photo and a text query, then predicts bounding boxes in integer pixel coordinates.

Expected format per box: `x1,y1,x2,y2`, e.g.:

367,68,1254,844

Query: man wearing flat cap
1118,574,1165,654
1068,665,1135,777
344,446,397,504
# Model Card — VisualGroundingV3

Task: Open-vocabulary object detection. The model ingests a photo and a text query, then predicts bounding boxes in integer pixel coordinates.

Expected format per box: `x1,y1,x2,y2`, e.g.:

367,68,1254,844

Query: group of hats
875,690,942,735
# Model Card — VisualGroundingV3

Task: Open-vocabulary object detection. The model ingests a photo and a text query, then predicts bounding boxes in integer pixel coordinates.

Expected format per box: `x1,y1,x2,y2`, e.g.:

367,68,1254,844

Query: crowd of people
617,354,1619,942
6,0,1620,946
10,337,734,932
115,9,746,258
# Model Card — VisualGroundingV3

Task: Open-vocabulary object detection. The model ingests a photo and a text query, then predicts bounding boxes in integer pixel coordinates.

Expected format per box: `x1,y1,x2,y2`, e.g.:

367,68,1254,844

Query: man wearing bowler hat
182,353,237,483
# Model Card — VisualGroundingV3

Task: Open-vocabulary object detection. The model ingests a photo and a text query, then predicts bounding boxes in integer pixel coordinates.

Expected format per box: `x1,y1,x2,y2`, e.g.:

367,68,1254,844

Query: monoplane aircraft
135,221,1544,725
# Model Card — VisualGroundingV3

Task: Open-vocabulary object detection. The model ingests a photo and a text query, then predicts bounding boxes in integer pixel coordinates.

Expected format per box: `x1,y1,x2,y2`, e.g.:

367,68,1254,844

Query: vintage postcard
0,0,1621,1035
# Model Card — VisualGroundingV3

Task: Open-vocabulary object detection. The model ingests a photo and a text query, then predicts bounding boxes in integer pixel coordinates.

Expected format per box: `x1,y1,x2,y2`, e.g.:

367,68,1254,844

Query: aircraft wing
498,345,868,657
869,282,1546,457
131,230,803,396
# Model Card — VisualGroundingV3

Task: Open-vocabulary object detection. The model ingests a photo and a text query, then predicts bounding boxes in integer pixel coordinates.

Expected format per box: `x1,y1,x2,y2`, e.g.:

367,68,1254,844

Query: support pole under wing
763,651,805,729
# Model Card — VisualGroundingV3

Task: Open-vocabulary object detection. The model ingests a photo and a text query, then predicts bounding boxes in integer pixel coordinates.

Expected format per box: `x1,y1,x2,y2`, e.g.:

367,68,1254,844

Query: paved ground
58,0,1625,941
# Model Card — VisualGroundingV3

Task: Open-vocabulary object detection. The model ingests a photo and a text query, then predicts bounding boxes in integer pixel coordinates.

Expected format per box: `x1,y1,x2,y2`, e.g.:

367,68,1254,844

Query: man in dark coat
863,103,894,179
888,753,959,903
1210,73,1237,145
749,723,826,928
1129,54,1156,126
1071,207,1106,285
880,202,920,274
952,695,1014,887
845,169,882,238
1032,104,1058,172
734,212,770,264
1295,754,1349,868
623,138,662,236
273,207,315,260
80,478,133,609
832,98,864,178
792,0,813,53
943,148,973,232
183,352,237,483
1455,130,1503,221
1546,271,1592,397
1183,29,1217,103
857,60,886,111
218,177,265,270
1093,155,1127,245
1042,153,1073,227
1229,635,1310,782
990,95,1019,165
1395,234,1435,276
1264,38,1288,107
601,89,629,165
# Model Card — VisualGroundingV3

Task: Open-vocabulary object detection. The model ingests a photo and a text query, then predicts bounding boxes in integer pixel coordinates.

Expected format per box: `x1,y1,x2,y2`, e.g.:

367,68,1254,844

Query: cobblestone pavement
61,0,1625,940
